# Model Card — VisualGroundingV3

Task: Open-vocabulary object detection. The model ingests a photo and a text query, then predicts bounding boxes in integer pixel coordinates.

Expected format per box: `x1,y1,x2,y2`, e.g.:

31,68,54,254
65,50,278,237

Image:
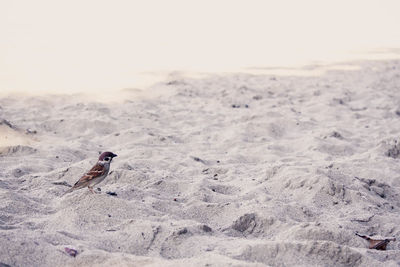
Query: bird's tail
61,187,74,197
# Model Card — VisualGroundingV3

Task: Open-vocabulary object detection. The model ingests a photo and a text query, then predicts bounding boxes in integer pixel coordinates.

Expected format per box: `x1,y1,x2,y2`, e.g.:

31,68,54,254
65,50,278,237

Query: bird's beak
112,153,118,158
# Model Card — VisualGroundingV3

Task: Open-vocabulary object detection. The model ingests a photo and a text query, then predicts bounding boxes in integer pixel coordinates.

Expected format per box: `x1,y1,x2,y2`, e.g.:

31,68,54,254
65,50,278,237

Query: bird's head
99,151,118,163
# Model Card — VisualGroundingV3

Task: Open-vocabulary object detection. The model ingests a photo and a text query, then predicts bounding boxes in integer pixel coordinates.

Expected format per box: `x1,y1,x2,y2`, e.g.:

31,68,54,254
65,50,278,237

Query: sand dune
1,59,400,266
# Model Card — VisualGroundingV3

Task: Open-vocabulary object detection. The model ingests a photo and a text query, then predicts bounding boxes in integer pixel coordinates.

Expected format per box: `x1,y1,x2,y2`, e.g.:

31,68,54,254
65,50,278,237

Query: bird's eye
104,157,110,161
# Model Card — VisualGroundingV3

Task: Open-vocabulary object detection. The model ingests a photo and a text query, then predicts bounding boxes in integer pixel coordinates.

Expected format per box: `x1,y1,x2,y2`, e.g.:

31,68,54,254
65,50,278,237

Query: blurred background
1,0,400,94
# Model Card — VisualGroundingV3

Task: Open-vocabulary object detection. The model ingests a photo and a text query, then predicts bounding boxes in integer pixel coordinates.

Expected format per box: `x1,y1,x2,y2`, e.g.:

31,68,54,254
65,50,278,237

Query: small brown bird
63,151,117,195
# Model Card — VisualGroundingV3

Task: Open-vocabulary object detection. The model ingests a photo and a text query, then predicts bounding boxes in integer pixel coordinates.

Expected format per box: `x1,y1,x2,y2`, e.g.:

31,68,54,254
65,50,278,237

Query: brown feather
355,233,396,250
71,164,106,189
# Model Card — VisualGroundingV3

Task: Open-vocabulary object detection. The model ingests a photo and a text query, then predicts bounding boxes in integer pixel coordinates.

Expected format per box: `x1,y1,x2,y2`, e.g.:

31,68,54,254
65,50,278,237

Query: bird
63,151,117,195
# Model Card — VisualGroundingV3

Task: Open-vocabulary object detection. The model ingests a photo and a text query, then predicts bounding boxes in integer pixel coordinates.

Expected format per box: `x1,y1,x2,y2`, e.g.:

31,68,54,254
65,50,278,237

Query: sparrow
63,151,117,195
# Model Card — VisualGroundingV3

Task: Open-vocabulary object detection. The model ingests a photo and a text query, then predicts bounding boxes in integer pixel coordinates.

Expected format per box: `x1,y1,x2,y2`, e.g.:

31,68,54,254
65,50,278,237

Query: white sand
1,59,400,266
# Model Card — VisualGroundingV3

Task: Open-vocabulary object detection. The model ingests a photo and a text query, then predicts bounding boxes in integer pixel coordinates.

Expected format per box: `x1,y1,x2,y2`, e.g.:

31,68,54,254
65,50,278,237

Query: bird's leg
88,186,96,194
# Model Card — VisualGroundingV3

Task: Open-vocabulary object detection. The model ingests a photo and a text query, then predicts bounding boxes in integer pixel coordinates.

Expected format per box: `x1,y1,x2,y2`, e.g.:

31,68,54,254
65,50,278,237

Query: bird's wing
72,164,106,189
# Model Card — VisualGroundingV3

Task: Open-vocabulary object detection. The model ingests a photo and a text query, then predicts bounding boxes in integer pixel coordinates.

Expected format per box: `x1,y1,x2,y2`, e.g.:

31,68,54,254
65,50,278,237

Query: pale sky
1,0,400,94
